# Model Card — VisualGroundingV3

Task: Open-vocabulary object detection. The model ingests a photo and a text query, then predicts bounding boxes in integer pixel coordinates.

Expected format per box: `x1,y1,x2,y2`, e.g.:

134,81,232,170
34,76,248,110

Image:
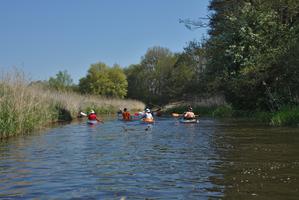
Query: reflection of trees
210,120,299,199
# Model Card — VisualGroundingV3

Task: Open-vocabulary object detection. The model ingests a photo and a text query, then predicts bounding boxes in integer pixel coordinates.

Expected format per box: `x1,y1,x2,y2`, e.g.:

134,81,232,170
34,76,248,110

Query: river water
0,116,298,199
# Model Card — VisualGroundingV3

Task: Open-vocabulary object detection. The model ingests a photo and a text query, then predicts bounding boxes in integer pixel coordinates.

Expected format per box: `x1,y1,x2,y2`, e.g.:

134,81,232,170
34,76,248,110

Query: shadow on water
0,116,298,199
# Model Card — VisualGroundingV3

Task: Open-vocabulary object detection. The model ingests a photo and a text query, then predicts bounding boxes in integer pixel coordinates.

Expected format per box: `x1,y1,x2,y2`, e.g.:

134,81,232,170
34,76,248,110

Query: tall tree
79,62,127,98
48,70,73,91
206,0,299,110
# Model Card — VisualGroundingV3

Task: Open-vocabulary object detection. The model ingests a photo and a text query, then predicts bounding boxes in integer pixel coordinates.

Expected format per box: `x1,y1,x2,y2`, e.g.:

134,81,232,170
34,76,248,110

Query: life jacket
144,112,153,119
88,113,97,120
122,111,131,121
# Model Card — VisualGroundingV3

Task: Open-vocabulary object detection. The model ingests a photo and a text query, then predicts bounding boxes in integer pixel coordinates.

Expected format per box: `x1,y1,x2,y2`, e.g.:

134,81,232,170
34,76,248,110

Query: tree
79,62,128,98
205,0,299,110
48,70,73,91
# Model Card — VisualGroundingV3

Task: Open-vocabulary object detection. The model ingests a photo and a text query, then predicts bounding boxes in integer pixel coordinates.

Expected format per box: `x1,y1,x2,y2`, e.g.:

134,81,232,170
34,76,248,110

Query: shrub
270,106,299,126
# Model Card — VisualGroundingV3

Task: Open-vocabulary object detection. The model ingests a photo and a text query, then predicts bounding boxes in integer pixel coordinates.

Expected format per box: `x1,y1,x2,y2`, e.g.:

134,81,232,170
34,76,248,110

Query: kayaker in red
88,110,103,122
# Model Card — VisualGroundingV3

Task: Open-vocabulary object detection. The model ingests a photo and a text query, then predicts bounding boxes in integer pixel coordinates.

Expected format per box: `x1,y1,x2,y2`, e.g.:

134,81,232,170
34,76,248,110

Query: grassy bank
165,103,299,127
0,72,145,139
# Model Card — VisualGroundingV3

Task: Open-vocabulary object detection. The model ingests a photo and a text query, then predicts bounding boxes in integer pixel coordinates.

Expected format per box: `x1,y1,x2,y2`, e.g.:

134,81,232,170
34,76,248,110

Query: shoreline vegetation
0,72,145,139
165,103,299,127
1,70,298,139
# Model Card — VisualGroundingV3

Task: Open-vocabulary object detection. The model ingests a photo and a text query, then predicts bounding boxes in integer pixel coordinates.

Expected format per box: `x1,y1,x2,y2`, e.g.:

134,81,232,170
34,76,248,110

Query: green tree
79,62,127,98
48,70,73,91
205,0,299,110
125,46,179,105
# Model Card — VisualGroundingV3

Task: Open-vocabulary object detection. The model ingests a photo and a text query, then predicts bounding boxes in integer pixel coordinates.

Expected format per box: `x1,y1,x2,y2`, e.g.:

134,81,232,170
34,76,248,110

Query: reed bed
0,71,145,138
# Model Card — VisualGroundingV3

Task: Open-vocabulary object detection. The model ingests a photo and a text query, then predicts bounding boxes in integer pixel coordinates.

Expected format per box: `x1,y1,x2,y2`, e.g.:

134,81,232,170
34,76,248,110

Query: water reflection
0,117,298,199
210,119,299,199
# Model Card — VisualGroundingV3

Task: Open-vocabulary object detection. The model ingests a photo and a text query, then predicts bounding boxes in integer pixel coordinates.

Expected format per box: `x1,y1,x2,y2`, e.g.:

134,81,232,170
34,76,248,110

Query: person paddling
122,108,131,121
142,108,154,122
183,106,195,120
88,110,103,122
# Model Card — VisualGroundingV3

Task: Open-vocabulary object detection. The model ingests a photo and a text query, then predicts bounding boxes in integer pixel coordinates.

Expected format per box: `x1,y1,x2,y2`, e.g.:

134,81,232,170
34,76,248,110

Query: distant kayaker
122,108,131,121
143,108,154,121
88,110,103,122
183,106,195,120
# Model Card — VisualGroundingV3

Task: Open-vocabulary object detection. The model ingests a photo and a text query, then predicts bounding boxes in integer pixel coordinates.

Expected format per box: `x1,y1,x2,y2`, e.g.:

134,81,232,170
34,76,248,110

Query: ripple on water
0,117,298,199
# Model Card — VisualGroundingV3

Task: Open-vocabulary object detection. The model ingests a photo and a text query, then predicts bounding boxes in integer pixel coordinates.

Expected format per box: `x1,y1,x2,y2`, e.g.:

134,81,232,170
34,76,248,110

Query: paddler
88,110,103,122
122,108,131,121
142,108,154,122
183,106,195,120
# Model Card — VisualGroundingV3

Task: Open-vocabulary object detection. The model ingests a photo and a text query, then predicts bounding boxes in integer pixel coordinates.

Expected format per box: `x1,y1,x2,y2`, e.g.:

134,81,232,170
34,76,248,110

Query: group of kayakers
78,105,197,124
119,107,154,122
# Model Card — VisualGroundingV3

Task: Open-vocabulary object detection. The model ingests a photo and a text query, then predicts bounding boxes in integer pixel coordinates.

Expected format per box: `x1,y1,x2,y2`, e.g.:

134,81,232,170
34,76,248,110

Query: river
0,116,298,199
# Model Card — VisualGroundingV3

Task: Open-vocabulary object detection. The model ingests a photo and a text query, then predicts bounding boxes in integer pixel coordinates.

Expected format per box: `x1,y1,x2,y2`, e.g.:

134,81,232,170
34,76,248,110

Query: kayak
131,115,142,120
179,118,199,123
141,118,155,124
87,120,98,125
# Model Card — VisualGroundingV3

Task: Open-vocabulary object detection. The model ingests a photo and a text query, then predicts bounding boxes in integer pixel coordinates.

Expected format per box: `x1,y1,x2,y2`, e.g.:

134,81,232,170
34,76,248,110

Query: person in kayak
122,108,131,121
183,106,195,120
142,108,154,121
88,110,103,122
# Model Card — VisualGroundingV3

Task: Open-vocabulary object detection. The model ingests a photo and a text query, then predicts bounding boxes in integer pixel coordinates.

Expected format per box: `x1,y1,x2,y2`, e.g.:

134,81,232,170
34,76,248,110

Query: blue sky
0,0,210,83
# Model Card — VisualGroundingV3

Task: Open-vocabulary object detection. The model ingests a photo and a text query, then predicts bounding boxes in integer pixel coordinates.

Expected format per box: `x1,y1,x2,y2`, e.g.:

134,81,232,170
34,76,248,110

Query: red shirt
88,113,97,120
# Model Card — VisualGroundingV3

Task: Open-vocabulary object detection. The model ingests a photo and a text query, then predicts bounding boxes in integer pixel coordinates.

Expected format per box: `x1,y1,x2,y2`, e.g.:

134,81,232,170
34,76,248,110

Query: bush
212,105,233,117
270,106,299,126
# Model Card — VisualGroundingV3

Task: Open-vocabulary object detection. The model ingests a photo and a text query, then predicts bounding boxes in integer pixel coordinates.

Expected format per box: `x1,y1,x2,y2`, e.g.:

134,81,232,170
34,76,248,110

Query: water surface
0,117,298,199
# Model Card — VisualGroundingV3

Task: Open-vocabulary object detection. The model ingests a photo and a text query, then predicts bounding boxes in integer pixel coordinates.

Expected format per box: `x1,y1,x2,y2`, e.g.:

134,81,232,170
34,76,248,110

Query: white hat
145,108,150,113
90,110,95,114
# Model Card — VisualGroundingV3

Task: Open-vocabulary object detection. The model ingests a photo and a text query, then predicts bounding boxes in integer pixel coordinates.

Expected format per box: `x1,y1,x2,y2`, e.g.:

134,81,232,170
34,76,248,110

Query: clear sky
0,0,210,83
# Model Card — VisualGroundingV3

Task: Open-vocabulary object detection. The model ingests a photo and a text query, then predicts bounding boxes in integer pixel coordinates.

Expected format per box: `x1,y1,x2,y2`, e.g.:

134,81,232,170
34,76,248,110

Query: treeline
205,0,299,111
35,0,298,114
125,0,299,113
34,45,207,106
31,63,128,99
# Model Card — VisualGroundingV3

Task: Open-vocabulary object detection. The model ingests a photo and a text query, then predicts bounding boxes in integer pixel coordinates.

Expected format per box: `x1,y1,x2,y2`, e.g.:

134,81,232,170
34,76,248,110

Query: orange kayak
142,118,155,123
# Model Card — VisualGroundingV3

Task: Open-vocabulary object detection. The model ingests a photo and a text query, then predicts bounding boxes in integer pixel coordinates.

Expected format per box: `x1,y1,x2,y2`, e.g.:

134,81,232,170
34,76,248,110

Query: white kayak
87,120,98,125
179,118,199,123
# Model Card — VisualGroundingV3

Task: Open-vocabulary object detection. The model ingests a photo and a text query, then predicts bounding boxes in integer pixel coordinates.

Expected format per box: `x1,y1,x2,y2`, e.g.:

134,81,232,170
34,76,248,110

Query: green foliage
125,45,207,105
212,105,233,118
48,70,73,91
270,106,299,126
79,62,128,98
165,105,218,117
205,0,299,111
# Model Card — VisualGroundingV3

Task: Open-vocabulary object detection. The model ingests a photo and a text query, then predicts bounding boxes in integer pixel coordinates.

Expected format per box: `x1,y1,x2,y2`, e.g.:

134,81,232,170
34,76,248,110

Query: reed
0,71,145,138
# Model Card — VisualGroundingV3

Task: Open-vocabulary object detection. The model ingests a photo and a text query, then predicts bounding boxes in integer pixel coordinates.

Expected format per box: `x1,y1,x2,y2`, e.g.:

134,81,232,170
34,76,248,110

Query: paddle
171,113,200,117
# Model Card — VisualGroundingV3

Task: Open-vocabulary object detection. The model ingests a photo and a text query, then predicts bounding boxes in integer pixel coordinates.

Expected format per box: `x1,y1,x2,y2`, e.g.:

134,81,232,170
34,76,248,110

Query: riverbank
165,103,299,127
0,73,145,139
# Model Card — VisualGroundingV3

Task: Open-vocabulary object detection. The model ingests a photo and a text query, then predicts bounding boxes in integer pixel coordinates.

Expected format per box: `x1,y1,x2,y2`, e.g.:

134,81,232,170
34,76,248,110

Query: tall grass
0,71,145,138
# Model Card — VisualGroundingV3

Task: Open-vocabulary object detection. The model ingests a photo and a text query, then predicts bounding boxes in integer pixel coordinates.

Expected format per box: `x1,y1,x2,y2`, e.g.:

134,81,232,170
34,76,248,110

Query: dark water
0,117,298,199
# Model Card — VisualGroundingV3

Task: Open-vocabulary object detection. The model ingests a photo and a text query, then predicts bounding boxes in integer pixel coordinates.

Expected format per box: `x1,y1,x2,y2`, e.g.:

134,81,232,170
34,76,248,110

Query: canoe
179,118,199,123
87,120,98,125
